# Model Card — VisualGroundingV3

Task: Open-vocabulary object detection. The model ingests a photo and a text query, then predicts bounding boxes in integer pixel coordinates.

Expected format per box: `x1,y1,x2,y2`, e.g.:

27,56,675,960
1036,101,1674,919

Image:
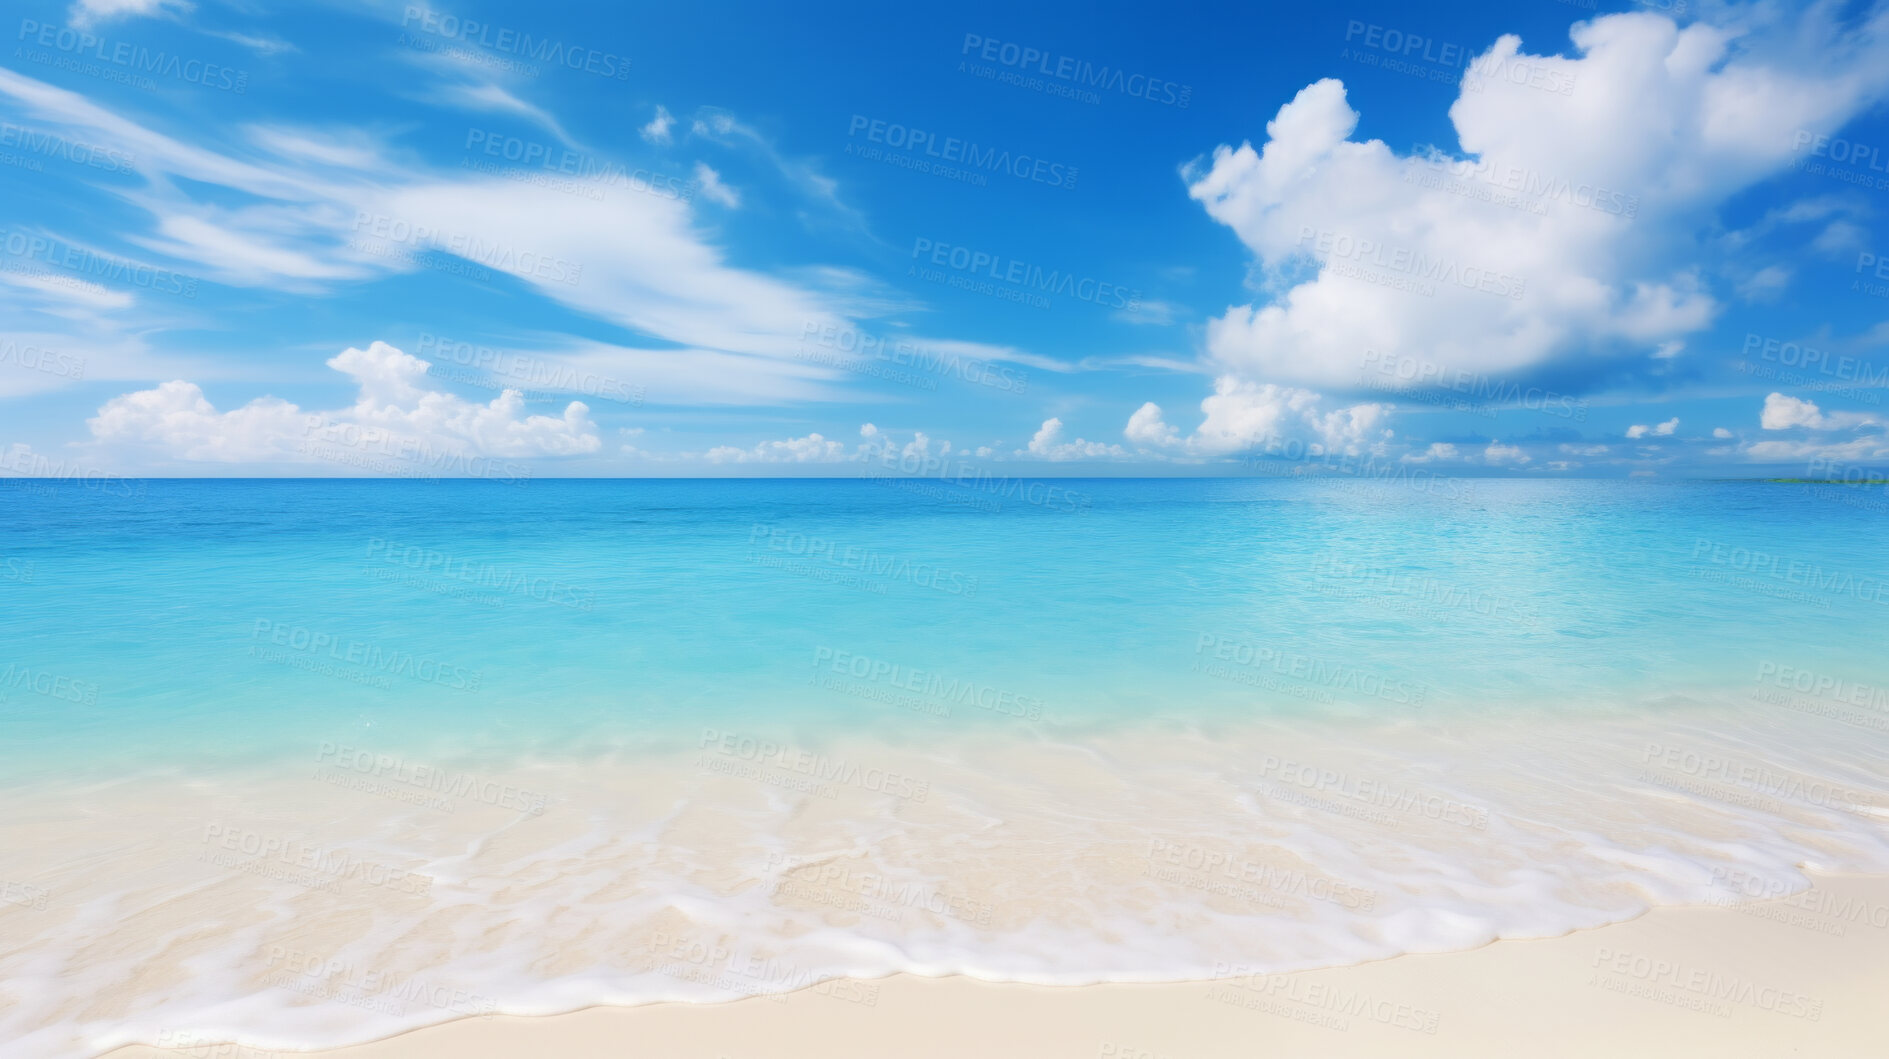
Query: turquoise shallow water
6,476,1889,1059
2,477,1885,782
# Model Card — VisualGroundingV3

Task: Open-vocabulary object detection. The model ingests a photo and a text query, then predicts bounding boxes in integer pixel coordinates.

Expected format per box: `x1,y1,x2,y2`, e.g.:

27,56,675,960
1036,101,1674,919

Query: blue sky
2,0,1887,478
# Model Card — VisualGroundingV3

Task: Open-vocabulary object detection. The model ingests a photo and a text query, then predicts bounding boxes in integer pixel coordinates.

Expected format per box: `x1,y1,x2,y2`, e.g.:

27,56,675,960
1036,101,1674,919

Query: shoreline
101,870,1889,1058
15,697,1889,1056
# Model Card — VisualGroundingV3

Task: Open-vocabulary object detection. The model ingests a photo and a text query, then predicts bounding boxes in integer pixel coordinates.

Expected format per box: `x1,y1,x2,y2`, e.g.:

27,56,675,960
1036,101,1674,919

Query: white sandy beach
101,871,1889,1058
10,693,1888,1057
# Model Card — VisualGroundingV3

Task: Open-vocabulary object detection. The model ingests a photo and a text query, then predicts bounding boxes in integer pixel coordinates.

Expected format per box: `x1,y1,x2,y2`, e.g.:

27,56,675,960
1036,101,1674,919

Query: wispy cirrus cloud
0,66,1060,412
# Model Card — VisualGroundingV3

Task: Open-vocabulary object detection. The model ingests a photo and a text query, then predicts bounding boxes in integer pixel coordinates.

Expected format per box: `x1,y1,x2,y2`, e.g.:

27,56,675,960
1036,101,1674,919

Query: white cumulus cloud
1402,442,1460,464
1027,418,1126,460
1626,417,1679,438
1124,378,1389,457
1760,393,1880,431
641,105,675,145
1484,441,1531,465
1183,11,1889,397
1124,402,1181,447
87,341,600,468
703,432,848,463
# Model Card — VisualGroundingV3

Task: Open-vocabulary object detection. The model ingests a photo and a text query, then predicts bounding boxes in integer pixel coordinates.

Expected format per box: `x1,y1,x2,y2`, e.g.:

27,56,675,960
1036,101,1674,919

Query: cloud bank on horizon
2,0,1887,478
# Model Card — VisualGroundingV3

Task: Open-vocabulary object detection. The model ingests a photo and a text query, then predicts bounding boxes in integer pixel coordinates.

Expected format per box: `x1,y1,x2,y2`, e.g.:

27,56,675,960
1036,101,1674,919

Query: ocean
2,476,1887,1055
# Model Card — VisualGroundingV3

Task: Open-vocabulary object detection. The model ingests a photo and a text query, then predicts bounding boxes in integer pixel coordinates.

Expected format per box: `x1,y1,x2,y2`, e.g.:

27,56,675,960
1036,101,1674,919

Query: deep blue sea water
3,477,1885,782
